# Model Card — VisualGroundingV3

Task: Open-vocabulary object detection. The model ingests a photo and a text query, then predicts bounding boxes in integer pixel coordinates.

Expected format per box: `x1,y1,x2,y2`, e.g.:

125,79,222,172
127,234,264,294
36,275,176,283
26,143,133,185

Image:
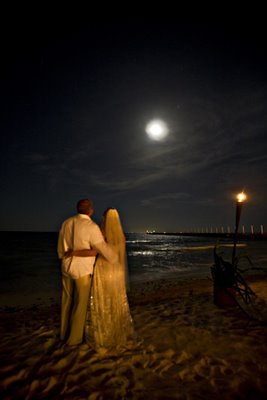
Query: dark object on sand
211,246,262,319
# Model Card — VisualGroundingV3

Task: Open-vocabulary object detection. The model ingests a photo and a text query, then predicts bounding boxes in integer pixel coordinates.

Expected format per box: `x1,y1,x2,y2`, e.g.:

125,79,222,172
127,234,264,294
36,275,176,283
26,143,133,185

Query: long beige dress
86,210,134,352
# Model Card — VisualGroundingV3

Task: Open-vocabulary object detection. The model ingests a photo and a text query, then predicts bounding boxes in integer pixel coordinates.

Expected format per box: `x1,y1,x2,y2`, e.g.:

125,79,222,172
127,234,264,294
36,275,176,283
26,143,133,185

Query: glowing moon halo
145,119,169,141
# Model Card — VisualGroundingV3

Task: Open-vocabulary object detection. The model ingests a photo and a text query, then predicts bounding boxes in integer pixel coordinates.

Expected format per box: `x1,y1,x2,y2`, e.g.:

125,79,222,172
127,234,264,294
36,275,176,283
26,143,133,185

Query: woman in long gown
86,208,134,352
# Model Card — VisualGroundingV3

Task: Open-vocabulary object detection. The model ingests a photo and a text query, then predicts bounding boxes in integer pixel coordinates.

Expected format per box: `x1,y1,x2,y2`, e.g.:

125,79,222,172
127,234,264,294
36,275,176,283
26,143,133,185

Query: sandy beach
1,275,267,399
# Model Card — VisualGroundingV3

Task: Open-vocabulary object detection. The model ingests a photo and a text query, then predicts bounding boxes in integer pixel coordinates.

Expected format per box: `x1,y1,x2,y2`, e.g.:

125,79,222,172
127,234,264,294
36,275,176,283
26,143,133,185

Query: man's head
77,199,94,216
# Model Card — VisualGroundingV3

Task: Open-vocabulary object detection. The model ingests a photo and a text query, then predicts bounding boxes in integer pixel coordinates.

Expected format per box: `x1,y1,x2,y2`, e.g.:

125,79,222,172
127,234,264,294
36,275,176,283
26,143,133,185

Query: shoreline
1,272,266,311
147,232,267,241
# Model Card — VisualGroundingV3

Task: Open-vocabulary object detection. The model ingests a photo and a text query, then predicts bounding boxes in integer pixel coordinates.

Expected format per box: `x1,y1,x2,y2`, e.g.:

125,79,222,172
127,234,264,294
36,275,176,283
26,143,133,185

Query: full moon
145,119,169,141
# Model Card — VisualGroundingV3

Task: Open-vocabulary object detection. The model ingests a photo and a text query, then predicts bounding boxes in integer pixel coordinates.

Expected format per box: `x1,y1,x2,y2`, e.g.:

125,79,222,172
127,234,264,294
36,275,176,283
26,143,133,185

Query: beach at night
1,16,267,399
1,232,267,399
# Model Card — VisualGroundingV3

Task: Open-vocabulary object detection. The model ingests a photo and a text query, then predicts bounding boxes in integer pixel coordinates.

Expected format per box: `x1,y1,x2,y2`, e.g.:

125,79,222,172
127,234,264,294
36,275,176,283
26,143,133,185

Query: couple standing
57,199,134,351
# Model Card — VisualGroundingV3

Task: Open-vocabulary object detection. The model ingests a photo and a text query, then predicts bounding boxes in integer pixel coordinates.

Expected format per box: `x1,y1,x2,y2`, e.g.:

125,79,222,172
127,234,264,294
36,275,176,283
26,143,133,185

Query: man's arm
89,223,118,264
93,241,118,264
57,225,65,259
64,249,97,258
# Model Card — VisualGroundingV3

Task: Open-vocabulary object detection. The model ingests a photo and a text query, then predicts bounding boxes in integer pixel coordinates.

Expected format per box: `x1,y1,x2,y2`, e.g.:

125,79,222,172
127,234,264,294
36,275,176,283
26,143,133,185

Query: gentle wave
180,244,247,251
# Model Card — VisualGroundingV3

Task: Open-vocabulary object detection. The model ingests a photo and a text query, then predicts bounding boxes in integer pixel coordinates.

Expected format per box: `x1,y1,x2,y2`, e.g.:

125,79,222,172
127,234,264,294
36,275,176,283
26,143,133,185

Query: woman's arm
64,249,97,258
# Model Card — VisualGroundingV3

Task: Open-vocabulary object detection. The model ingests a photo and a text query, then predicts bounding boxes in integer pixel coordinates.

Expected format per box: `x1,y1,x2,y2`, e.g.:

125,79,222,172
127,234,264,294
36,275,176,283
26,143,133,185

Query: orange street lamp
232,191,247,265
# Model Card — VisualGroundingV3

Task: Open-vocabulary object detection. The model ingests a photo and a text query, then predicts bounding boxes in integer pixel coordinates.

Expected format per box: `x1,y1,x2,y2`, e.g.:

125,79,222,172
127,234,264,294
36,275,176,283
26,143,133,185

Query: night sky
1,18,267,233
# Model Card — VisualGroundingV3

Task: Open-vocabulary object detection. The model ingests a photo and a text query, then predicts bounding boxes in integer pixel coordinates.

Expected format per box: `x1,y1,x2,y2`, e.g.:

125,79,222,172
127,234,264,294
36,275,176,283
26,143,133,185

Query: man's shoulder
61,215,76,226
86,218,100,230
86,219,104,240
62,215,100,232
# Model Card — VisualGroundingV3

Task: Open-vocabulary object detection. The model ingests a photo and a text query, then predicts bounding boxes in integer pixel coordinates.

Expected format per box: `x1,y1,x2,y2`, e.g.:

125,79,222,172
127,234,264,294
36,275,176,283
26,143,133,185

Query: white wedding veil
101,208,125,245
101,208,129,290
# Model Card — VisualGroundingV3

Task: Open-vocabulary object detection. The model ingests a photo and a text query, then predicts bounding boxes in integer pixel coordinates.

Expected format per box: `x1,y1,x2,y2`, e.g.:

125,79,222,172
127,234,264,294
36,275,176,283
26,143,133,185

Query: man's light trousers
61,273,91,345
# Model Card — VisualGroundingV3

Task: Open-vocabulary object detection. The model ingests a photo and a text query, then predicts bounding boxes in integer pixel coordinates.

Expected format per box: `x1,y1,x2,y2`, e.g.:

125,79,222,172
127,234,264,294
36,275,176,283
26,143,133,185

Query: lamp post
232,191,247,265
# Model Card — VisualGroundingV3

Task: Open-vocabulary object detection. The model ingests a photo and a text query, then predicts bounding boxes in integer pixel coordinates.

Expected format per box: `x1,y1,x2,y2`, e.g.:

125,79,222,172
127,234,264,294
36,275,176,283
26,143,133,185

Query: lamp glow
236,192,247,203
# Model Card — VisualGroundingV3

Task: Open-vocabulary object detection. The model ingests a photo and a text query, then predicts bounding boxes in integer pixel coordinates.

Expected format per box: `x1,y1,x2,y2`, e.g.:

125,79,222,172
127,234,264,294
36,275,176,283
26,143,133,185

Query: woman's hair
101,208,125,245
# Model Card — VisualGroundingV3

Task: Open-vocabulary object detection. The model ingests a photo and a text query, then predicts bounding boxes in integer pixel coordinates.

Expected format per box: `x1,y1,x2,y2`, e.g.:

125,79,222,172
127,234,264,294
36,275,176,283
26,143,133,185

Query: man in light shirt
57,199,118,346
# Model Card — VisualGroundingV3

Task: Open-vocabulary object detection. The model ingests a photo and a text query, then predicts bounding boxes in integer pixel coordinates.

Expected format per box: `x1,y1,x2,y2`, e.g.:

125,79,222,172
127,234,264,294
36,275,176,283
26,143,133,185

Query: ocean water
0,231,266,307
127,233,267,281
